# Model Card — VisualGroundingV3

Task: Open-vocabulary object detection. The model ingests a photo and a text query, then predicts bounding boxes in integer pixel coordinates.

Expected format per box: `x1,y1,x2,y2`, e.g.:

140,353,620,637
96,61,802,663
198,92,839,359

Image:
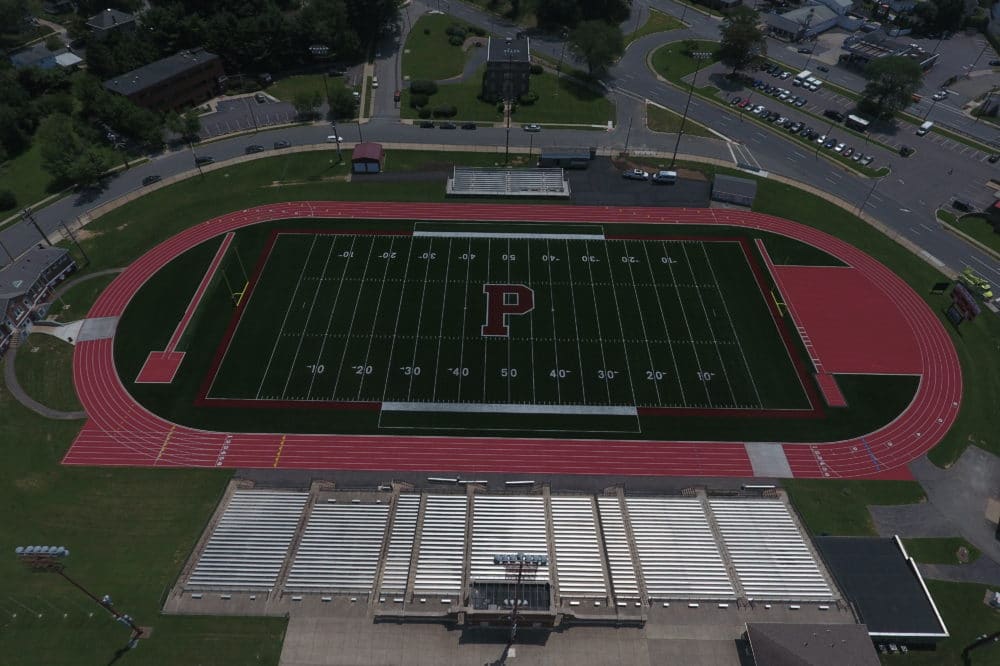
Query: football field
203,226,811,415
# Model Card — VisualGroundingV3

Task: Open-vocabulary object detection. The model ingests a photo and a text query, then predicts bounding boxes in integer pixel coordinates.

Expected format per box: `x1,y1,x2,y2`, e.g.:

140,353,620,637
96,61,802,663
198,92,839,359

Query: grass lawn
937,209,957,225
267,74,345,104
0,390,286,665
402,67,615,125
0,142,54,215
402,13,478,81
902,581,1000,665
944,214,1000,256
49,273,120,322
15,334,80,412
783,479,926,535
650,41,720,85
902,537,981,565
626,9,685,46
646,103,715,137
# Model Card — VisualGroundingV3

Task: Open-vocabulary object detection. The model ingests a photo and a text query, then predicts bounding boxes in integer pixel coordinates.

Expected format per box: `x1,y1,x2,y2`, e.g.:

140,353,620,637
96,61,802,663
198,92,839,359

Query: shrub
519,91,539,105
432,105,457,118
424,28,430,35
448,35,464,46
0,189,16,212
445,25,467,38
497,101,505,113
418,107,432,119
410,80,438,95
409,93,429,108
530,64,543,75
470,26,487,37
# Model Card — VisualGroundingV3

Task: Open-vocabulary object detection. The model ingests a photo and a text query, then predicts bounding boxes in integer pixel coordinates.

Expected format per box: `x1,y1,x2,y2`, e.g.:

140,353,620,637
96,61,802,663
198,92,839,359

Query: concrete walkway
1,269,122,421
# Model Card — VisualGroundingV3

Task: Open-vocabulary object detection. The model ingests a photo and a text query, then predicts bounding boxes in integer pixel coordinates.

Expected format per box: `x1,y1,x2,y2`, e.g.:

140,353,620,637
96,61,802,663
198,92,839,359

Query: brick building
482,36,531,103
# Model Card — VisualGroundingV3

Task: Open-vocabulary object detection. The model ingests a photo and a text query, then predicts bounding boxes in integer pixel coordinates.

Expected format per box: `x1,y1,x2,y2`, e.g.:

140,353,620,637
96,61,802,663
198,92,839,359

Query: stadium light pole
504,37,513,165
15,546,145,649
493,552,547,650
670,51,711,169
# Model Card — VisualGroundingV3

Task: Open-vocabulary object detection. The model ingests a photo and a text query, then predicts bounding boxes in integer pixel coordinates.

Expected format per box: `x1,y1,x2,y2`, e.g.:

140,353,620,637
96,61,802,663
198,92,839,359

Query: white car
779,71,791,79
326,135,344,143
815,134,826,144
752,105,765,115
834,142,846,153
623,168,649,181
372,75,379,88
931,90,947,101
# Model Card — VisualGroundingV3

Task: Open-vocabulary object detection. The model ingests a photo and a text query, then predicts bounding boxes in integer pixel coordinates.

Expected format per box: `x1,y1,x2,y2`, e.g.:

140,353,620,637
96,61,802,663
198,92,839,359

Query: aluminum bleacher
596,497,641,600
446,167,570,197
187,489,308,590
413,494,468,594
626,497,735,600
469,495,550,582
710,499,833,601
380,494,420,594
550,496,607,598
286,503,389,592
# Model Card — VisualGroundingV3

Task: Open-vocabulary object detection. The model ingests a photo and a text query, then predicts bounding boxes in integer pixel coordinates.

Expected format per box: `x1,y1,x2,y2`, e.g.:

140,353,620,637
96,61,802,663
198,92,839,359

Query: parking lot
199,95,299,139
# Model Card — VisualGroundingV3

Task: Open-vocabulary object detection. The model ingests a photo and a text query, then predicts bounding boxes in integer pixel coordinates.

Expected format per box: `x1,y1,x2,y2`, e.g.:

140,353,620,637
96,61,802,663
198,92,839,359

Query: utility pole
244,96,259,132
21,207,51,246
60,221,90,267
671,51,711,168
623,117,634,155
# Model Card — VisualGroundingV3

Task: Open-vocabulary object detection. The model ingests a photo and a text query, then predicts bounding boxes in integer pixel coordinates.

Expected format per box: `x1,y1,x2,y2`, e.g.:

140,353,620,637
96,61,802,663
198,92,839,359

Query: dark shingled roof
0,247,72,301
815,537,949,639
746,623,881,666
103,48,219,97
487,36,530,63
86,7,135,30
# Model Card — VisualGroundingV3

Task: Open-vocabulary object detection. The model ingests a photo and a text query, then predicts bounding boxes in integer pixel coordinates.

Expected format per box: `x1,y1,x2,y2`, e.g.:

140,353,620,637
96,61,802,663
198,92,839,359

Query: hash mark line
380,236,418,402
700,243,763,408
256,235,319,399
622,240,662,406
307,235,364,399
330,235,377,399
641,241,686,406
406,238,436,401
563,239,588,402
281,236,342,399
679,242,738,405
662,240,712,406
431,238,455,401
456,237,473,400
526,239,537,404
481,239,491,402
356,237,398,399
583,241,613,404
596,239,639,409
545,239,563,404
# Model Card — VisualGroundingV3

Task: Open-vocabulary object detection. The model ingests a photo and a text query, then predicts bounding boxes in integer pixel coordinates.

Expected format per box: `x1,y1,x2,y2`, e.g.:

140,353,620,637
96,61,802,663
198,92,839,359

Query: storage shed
351,143,384,174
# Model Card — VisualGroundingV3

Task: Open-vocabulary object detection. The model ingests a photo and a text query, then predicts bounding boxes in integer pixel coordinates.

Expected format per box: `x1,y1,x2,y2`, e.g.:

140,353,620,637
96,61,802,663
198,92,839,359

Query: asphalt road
2,0,998,291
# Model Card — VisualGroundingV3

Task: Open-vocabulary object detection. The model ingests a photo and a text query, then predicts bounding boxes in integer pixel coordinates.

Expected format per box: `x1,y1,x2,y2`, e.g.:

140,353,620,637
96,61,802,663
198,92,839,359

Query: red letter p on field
481,283,535,337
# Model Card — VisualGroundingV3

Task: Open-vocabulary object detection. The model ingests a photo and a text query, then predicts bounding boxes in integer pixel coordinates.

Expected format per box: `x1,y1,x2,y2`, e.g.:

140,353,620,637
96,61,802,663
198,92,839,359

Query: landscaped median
937,210,1000,258
650,41,890,178
625,8,685,46
646,102,716,137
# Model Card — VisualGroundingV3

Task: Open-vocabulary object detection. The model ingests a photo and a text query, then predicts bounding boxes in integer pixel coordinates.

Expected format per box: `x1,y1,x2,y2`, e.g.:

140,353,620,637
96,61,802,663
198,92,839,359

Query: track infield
65,202,962,480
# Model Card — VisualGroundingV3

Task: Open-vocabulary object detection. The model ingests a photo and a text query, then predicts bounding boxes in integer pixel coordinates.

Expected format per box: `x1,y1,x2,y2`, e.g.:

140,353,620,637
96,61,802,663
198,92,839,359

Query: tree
0,0,29,34
293,90,323,118
579,0,631,24
859,56,923,120
717,7,766,74
568,20,624,76
914,0,965,37
536,0,580,30
36,113,113,186
327,84,357,119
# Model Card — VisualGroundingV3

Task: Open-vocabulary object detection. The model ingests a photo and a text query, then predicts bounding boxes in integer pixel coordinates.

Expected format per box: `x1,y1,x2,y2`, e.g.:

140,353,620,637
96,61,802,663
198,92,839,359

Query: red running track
63,202,962,479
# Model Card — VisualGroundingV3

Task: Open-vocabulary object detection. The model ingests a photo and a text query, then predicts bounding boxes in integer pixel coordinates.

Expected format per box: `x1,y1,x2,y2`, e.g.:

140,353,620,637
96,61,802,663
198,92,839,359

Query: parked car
778,91,791,101
523,123,542,132
823,137,837,149
834,142,846,153
816,134,827,144
990,59,1000,66
852,152,864,162
843,146,854,157
860,155,874,166
623,168,649,181
793,97,807,107
438,122,456,129
899,145,914,157
245,144,265,154
989,154,1000,164
419,120,434,128
652,170,678,184
767,112,780,121
194,155,214,166
273,140,291,149
730,96,742,106
776,116,787,125
952,200,973,213
141,174,161,186
461,123,477,130
254,92,267,103
823,109,845,122
779,71,791,79
752,105,766,115
788,122,803,133
797,47,813,54
817,65,829,72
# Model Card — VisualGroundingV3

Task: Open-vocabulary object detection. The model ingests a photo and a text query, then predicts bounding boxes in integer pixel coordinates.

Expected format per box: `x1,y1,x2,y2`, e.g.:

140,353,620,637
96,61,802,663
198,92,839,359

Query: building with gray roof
103,48,224,112
0,247,76,356
86,7,136,39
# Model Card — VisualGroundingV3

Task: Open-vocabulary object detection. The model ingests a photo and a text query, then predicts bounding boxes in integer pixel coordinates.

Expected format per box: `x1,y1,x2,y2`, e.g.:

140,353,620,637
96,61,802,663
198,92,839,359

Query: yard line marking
256,235,319,399
662,240,712,406
330,236,377,399
481,239,492,402
380,236,418,401
431,238,455,401
281,236,343,399
622,240,662,405
583,242,613,404
456,237,474,400
680,242,738,405
356,237,398,400
563,239,589,402
406,238,437,401
544,239,563,404
309,234,372,399
526,239,537,403
701,243,763,408
598,239,639,409
641,241,686,406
